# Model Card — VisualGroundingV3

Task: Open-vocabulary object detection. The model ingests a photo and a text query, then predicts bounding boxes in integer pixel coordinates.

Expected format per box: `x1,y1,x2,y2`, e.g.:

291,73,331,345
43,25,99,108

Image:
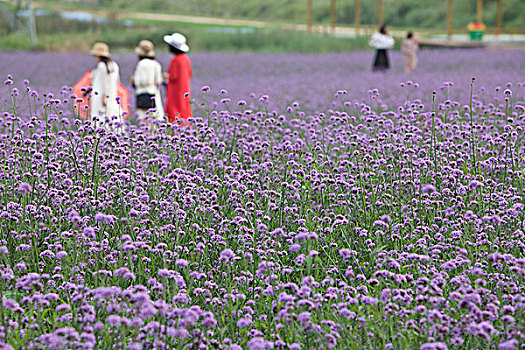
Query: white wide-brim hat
163,33,189,52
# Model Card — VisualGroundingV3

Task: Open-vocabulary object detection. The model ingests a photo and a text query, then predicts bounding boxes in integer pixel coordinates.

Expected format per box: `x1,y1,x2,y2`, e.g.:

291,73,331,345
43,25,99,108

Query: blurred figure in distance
369,25,394,72
402,31,419,73
163,32,193,127
130,40,165,129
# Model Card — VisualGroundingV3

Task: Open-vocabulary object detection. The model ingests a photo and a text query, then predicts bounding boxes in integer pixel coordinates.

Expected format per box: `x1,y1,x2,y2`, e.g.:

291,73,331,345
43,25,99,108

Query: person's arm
387,35,395,48
167,59,178,83
155,61,163,86
369,33,378,47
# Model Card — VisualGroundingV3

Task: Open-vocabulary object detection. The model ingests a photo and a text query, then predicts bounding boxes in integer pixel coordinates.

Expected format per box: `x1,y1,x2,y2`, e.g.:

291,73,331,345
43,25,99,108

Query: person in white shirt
130,40,165,129
90,42,123,131
369,25,395,72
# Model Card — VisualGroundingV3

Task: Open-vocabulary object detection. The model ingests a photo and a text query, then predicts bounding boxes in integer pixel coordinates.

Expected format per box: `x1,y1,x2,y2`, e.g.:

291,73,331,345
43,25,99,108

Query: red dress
165,54,193,125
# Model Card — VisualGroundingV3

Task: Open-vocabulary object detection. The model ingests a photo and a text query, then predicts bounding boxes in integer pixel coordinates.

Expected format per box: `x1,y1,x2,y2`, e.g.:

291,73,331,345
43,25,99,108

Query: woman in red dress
162,33,193,126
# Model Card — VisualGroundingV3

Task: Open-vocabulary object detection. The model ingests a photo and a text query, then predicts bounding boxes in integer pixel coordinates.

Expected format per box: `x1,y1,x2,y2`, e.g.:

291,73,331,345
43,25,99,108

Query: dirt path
123,11,391,36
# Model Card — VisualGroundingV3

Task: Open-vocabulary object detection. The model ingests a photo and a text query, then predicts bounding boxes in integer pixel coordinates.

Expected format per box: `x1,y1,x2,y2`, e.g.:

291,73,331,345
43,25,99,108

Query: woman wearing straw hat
162,32,193,127
130,40,165,128
89,42,123,130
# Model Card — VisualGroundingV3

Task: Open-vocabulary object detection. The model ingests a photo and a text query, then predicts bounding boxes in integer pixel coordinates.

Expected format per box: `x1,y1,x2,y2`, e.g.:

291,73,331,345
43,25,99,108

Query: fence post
476,0,483,23
27,0,38,45
355,0,361,36
330,0,336,33
377,0,383,28
496,0,503,35
307,0,313,32
447,0,453,40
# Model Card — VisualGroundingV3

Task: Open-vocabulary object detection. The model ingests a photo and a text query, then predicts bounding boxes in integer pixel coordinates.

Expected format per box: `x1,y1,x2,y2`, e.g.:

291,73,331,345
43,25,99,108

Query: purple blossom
17,182,32,195
421,184,437,194
499,339,518,350
420,342,448,350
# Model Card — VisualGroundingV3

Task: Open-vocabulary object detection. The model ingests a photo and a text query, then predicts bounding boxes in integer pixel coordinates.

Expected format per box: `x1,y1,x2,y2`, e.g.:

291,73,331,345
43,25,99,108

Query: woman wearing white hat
162,32,193,126
130,40,165,128
89,42,123,131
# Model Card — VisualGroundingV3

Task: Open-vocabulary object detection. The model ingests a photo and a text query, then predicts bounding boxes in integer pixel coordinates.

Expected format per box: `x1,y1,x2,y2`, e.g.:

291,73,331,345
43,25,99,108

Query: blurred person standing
369,25,395,72
163,32,193,127
90,42,123,131
402,32,419,73
130,40,165,128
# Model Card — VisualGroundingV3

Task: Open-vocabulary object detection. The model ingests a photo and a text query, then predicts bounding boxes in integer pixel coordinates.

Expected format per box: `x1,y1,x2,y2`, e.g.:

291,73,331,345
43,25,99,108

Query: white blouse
133,58,165,117
91,60,121,120
369,33,395,49
133,58,163,95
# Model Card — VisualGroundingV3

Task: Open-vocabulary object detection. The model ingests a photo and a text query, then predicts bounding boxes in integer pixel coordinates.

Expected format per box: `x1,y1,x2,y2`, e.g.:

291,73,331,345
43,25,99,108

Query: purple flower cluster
0,49,524,349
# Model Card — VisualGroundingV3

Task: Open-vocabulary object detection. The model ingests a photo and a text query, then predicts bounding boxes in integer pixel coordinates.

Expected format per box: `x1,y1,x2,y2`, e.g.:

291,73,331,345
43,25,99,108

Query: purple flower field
0,49,524,112
0,49,525,349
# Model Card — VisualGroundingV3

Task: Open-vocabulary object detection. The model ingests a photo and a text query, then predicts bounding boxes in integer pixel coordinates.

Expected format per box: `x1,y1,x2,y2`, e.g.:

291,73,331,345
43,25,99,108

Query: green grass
34,0,525,30
0,11,373,53
2,0,523,53
113,26,371,54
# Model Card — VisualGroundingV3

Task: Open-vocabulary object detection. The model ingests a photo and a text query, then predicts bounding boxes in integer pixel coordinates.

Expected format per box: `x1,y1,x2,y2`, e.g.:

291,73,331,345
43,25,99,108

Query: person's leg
404,56,411,73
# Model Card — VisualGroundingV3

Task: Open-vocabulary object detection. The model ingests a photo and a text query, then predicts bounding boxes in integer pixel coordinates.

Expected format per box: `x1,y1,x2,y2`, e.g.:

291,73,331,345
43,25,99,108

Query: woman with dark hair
162,32,193,127
369,25,395,72
402,31,419,73
130,40,164,127
89,42,122,130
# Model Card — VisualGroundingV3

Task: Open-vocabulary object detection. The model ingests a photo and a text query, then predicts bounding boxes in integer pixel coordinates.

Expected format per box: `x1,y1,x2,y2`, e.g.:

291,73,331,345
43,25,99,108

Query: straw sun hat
163,33,189,52
135,40,156,58
90,42,111,58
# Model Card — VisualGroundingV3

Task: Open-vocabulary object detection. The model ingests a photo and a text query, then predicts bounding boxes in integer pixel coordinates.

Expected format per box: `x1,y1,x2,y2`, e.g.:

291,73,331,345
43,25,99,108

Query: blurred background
0,0,524,53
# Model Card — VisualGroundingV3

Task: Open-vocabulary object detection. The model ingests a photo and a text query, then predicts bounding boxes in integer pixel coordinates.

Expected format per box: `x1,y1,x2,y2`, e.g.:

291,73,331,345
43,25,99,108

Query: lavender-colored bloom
421,184,436,194
247,337,272,350
498,339,518,350
237,316,252,328
139,303,158,319
289,244,301,252
56,304,71,313
17,182,32,195
175,259,189,268
298,311,311,323
106,315,121,327
128,343,143,350
339,248,351,259
420,343,448,350
220,248,235,260
468,180,483,189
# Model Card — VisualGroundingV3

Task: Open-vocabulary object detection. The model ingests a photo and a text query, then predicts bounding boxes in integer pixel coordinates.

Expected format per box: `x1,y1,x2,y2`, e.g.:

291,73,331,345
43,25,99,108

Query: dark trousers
372,49,390,72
